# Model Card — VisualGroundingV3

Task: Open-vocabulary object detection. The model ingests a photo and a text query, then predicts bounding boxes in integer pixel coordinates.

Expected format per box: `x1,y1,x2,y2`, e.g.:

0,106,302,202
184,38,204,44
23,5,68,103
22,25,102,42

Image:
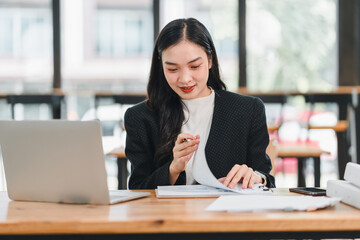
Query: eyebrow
164,57,202,65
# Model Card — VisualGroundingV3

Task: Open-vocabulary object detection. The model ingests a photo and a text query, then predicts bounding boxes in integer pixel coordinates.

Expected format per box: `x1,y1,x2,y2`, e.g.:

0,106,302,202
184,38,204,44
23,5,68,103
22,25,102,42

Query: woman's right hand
169,133,200,185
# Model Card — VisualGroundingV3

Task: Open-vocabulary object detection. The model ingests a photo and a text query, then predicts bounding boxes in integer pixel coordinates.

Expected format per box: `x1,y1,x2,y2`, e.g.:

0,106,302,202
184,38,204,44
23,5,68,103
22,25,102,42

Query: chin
180,95,191,100
180,94,195,100
176,90,193,99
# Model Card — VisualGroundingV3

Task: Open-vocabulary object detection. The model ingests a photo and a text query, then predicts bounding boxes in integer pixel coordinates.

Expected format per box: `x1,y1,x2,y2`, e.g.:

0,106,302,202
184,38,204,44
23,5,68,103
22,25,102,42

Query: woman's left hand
218,164,262,189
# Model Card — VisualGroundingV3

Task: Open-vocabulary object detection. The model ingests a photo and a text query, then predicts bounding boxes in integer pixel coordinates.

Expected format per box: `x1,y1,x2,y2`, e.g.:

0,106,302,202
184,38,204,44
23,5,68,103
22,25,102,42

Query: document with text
156,139,271,198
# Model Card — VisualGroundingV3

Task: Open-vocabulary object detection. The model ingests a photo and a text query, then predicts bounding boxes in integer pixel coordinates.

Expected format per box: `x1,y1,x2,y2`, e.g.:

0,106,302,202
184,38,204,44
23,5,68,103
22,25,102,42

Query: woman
125,18,275,189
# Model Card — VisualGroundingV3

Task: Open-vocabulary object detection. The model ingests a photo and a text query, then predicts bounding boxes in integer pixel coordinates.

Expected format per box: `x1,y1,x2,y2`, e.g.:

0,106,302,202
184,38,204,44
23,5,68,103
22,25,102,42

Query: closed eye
167,68,178,72
191,65,201,69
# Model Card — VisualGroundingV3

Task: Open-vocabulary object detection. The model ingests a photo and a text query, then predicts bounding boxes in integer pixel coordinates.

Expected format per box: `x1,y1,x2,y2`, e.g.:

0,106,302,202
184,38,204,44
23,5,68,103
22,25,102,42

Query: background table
238,87,357,179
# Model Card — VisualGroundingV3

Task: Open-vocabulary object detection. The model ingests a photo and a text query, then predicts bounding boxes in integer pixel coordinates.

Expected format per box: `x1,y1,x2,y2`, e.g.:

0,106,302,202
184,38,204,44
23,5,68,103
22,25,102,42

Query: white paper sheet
156,185,237,198
192,140,231,190
206,195,341,212
192,139,269,194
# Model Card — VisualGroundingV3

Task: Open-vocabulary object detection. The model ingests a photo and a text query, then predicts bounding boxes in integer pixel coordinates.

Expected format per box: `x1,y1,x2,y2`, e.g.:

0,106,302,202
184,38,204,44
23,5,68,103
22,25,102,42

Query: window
246,0,337,92
96,9,152,57
61,0,153,93
160,0,239,91
0,0,53,93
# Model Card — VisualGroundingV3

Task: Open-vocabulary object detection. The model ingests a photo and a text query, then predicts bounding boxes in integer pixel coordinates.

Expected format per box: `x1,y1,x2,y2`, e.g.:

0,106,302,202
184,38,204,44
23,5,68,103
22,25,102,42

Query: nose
178,69,192,84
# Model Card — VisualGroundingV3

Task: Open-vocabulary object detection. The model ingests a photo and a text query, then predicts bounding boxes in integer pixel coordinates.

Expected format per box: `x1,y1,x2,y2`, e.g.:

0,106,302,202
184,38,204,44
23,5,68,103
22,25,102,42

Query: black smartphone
289,187,326,196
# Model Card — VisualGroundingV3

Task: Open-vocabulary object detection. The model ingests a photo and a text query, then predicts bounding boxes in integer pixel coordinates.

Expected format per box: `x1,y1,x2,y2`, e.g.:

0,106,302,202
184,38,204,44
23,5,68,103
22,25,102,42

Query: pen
260,186,272,192
182,138,192,143
256,184,271,191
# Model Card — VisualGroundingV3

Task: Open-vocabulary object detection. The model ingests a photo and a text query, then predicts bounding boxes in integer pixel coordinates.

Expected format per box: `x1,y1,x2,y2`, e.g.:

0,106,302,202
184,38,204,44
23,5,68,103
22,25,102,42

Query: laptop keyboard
110,194,127,201
108,190,150,203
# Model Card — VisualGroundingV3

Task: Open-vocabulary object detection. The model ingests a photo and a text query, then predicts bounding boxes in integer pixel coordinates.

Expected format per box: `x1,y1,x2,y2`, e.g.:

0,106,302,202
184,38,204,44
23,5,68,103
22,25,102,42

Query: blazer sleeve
124,107,186,189
247,98,275,188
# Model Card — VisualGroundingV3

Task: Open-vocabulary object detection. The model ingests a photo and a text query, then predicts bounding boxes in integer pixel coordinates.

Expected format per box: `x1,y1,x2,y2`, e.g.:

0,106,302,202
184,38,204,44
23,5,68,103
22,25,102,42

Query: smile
180,86,195,93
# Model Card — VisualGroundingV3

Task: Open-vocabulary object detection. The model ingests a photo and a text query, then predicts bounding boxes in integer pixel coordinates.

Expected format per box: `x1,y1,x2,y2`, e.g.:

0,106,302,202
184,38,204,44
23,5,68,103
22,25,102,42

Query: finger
241,169,254,189
177,154,192,167
180,138,200,149
248,174,256,189
228,166,249,189
177,133,195,142
223,164,240,187
173,138,198,158
218,177,226,183
176,144,198,159
184,152,194,163
176,133,196,144
173,141,199,159
223,164,242,187
174,138,199,154
172,154,193,173
181,151,196,169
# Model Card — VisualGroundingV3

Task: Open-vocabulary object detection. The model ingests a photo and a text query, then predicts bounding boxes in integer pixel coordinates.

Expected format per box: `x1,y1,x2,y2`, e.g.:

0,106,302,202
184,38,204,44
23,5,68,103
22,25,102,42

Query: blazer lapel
205,90,227,166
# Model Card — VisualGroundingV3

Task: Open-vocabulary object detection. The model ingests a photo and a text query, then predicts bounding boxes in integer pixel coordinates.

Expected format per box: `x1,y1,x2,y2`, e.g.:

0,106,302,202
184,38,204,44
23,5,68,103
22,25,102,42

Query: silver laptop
0,120,149,204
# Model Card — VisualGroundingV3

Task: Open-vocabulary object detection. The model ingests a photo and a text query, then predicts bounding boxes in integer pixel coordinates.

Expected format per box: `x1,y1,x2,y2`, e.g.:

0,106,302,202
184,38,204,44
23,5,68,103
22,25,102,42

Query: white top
181,89,215,185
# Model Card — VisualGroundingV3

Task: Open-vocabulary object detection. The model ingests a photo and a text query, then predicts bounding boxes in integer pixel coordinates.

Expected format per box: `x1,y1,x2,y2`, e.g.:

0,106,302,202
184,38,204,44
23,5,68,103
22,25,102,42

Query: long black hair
147,18,226,167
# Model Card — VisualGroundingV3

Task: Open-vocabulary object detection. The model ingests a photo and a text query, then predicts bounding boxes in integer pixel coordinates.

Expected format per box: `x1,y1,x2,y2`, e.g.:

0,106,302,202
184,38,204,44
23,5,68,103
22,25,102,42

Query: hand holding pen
169,133,200,185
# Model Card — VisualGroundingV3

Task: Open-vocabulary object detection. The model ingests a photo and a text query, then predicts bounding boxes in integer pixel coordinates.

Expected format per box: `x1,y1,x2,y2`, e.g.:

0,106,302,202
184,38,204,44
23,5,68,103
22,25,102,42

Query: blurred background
0,0,359,190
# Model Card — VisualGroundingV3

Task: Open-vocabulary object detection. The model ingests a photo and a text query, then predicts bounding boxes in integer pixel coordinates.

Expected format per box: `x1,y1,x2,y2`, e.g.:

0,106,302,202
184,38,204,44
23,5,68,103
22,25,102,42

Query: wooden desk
0,190,360,239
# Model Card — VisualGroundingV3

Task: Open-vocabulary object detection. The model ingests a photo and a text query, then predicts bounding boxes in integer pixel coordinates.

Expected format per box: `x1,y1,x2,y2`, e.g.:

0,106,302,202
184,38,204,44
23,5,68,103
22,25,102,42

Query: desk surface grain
0,189,359,235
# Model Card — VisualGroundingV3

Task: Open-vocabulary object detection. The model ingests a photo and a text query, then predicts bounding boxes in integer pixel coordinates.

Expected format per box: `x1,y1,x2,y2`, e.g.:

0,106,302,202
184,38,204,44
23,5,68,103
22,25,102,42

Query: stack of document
327,162,360,209
156,135,271,198
206,195,340,212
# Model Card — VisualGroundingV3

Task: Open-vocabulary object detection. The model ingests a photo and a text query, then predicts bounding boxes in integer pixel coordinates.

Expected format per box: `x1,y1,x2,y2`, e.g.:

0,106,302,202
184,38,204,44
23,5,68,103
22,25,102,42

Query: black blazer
124,90,275,189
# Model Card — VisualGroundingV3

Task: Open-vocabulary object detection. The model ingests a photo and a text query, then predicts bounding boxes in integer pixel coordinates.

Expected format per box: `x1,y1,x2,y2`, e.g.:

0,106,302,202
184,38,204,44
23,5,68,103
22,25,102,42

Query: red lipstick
180,86,195,93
